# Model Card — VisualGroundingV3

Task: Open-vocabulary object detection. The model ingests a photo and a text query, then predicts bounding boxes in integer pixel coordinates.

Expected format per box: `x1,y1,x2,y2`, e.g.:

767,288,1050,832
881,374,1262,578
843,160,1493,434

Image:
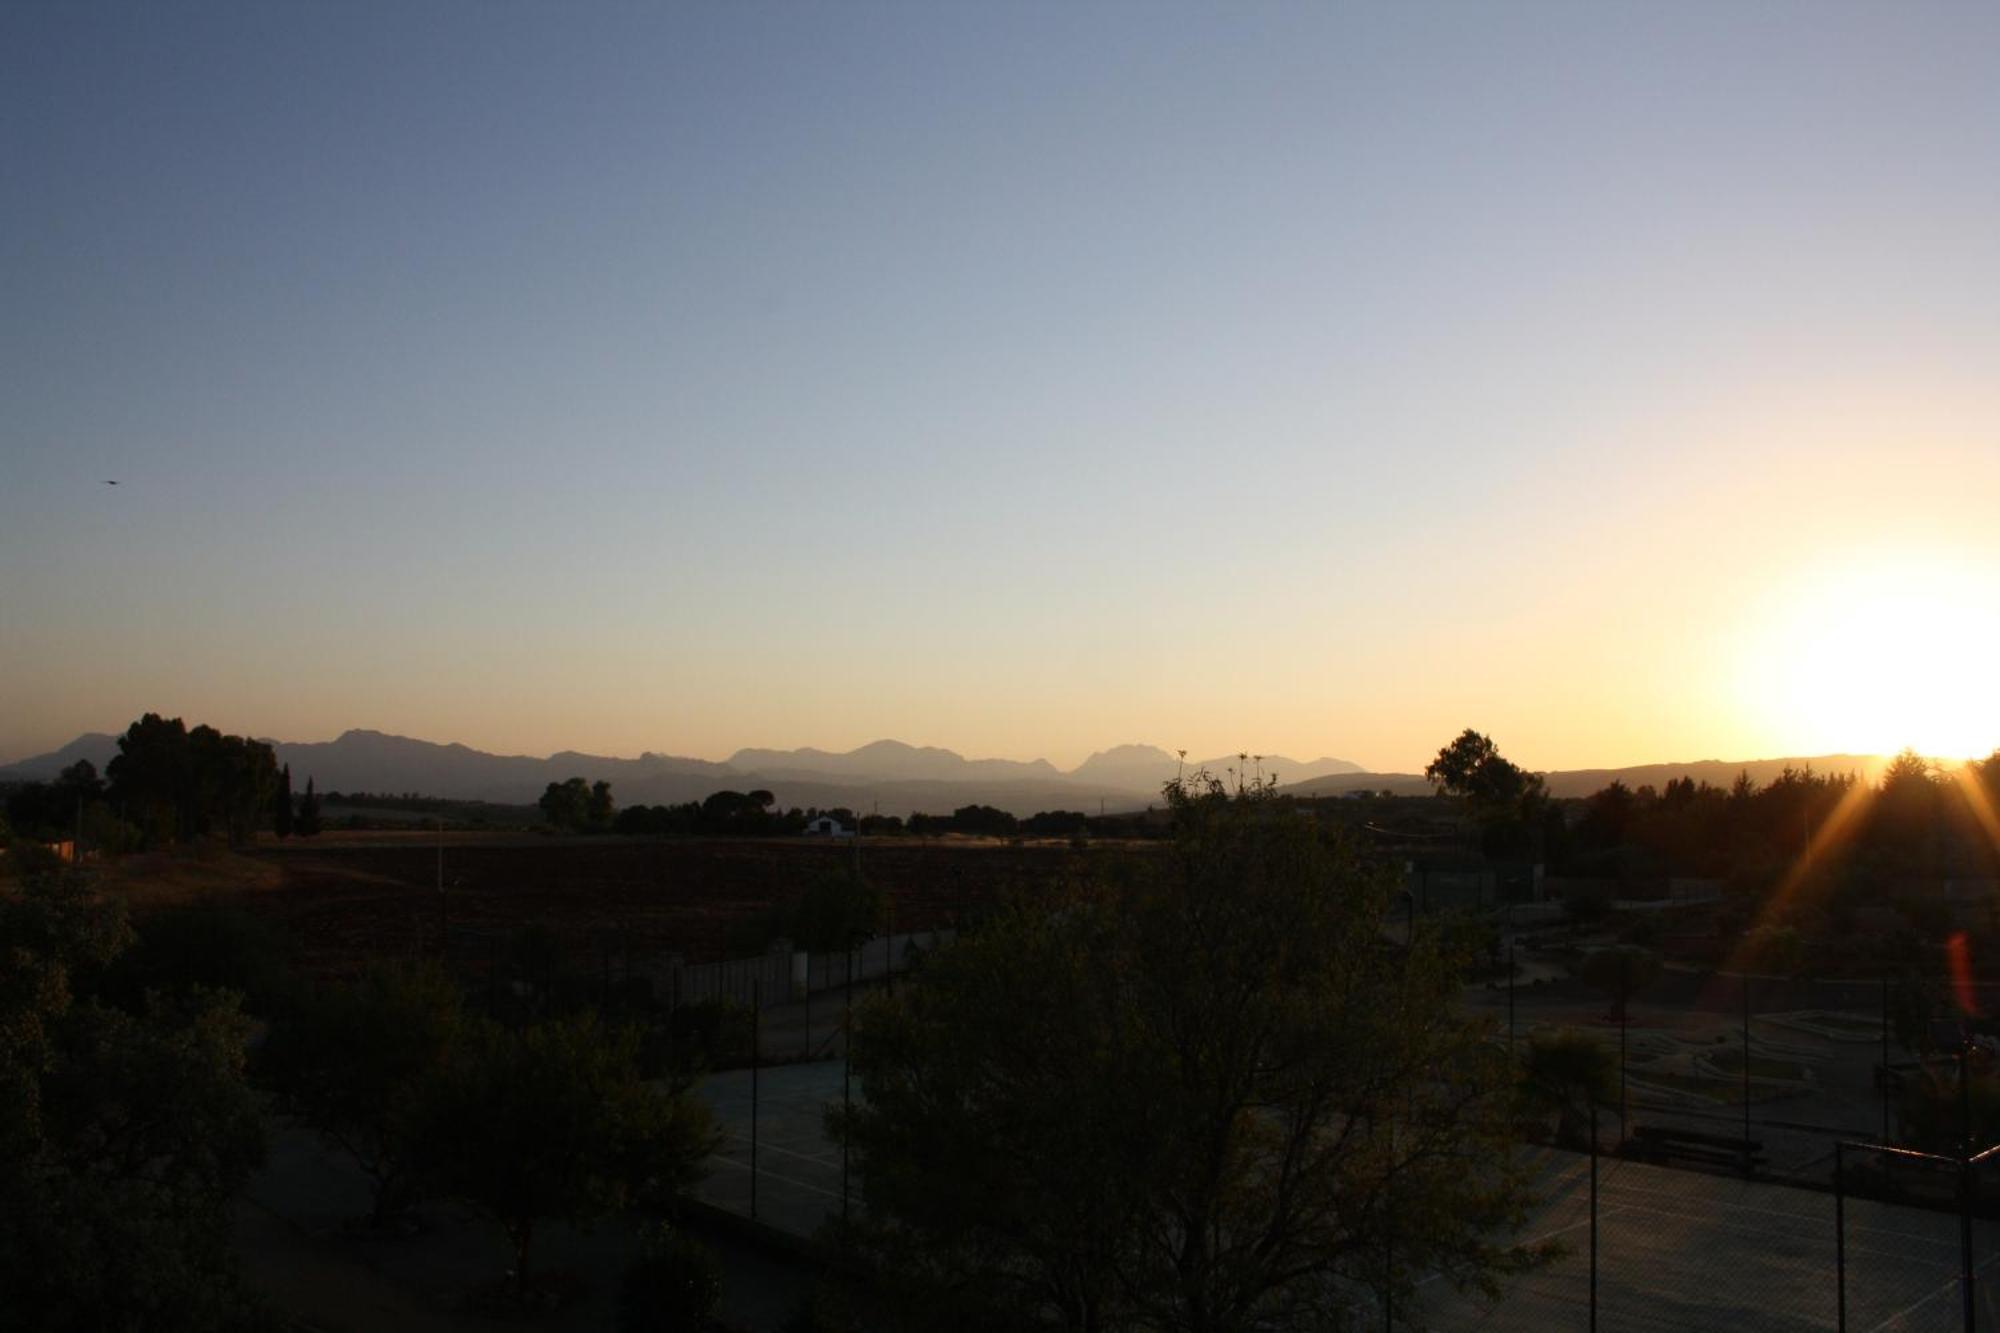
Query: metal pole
1963,1154,1976,1332
751,979,760,1221
1883,976,1892,1144
1960,1044,1978,1328
1385,1221,1393,1333
1743,973,1753,1161
1620,1006,1628,1146
886,897,896,998
843,946,853,1220
803,955,812,1059
1835,1141,1846,1332
1507,934,1516,1060
1962,1043,1973,1159
1590,1100,1599,1333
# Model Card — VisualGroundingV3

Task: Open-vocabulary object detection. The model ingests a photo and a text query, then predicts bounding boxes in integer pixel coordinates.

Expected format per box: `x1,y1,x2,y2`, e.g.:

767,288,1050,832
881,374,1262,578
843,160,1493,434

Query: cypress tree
274,764,294,838
296,777,322,837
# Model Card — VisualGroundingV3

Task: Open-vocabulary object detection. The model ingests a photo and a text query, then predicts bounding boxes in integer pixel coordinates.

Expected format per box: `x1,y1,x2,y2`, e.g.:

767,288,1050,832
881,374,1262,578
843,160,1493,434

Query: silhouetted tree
539,777,592,831
0,870,266,1327
1425,729,1549,859
103,713,277,846
429,1012,718,1297
949,803,1017,837
1576,946,1661,1023
295,777,322,837
274,763,294,838
262,961,464,1226
835,777,1540,1328
618,1223,721,1332
1519,1029,1617,1149
787,868,885,953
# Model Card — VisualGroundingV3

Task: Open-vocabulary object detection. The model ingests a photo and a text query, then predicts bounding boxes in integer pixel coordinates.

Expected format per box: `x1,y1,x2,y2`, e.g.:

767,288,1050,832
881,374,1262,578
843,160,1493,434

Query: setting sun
1742,555,2000,761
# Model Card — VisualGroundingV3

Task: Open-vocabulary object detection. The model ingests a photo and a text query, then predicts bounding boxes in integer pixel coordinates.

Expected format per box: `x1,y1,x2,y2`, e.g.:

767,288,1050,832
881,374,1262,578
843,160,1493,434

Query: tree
1518,1029,1617,1149
261,961,464,1226
104,714,277,847
834,777,1540,1331
1424,729,1548,858
787,868,885,953
0,870,267,1329
587,779,616,828
430,1012,718,1296
618,1223,722,1332
1575,946,1661,1023
273,763,294,838
294,776,322,837
540,777,592,831
1425,729,1532,807
949,803,1017,836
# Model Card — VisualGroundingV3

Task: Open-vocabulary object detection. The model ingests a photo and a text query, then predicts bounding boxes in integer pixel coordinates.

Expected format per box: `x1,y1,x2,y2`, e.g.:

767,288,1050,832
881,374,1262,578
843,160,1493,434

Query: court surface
693,1059,2000,1330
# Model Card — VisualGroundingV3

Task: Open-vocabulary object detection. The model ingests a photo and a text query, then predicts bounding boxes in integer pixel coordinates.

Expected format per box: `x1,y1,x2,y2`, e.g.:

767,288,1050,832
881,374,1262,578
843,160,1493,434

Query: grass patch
1629,1071,1742,1104
1804,1013,1882,1035
1709,1050,1810,1080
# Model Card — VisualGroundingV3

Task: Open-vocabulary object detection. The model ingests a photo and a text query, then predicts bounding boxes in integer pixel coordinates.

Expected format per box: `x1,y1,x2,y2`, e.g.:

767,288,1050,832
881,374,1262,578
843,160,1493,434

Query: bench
1628,1125,1766,1172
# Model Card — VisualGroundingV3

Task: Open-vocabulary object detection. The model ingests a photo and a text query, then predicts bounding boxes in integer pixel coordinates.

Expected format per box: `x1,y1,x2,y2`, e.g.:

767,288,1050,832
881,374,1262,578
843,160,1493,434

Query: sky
5,3,1999,775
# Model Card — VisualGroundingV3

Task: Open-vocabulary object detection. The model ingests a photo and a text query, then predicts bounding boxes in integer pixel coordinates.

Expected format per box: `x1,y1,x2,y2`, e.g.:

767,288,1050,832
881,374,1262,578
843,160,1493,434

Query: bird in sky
103,479,118,485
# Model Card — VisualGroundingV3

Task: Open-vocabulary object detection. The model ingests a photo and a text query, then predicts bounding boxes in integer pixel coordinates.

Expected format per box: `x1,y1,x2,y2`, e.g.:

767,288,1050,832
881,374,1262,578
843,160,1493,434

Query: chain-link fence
1454,946,2000,1330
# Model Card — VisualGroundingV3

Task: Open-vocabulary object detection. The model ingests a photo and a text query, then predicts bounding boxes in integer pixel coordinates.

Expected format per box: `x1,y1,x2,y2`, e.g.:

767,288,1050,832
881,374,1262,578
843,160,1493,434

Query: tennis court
693,1061,2000,1330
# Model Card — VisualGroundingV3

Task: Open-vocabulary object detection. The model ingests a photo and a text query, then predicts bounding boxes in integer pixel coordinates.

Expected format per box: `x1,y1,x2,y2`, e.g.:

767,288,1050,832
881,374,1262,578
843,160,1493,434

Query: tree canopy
834,776,1539,1331
428,1011,718,1294
0,871,267,1329
105,713,280,847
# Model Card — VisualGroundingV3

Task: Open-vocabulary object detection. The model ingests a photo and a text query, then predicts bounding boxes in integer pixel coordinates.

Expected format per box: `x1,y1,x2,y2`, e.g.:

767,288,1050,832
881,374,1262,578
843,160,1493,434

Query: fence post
1590,1100,1599,1333
1962,1153,1975,1332
1835,1141,1846,1332
843,946,853,1221
1743,973,1753,1164
1507,934,1516,1060
669,964,680,1072
751,979,760,1221
1620,1007,1628,1146
1385,1218,1393,1333
1882,976,1892,1144
803,957,812,1060
1962,1044,1974,1159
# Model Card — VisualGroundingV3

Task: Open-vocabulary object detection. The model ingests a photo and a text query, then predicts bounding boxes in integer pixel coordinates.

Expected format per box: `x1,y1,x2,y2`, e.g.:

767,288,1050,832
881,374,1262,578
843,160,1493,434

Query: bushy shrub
618,1224,721,1331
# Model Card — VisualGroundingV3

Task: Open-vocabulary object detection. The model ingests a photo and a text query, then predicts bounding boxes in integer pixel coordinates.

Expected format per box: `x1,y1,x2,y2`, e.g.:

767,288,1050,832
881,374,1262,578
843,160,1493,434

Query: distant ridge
1273,753,1897,801
0,727,1910,817
0,728,1257,816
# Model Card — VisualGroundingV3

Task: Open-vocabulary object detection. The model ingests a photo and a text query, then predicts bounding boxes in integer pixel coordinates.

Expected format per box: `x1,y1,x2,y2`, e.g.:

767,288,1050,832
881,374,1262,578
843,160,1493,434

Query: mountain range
0,730,1897,818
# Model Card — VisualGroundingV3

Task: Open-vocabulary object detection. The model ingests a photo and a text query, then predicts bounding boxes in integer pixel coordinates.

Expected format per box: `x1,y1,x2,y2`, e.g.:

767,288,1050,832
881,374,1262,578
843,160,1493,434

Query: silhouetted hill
251,730,731,804
1533,754,1888,799
726,739,1062,784
0,727,1908,821
1272,753,1895,802
0,732,119,781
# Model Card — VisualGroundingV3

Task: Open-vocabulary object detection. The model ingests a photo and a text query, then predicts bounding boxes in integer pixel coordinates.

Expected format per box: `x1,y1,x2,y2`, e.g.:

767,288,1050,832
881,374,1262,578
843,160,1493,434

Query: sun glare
1741,557,2000,761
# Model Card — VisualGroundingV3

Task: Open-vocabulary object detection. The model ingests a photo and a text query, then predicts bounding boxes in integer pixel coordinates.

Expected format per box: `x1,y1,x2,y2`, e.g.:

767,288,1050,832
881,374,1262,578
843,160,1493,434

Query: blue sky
6,3,1999,771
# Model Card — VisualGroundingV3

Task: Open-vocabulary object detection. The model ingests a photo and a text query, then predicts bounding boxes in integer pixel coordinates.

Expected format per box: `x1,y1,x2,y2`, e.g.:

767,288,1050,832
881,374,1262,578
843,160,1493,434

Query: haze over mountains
0,729,1901,818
